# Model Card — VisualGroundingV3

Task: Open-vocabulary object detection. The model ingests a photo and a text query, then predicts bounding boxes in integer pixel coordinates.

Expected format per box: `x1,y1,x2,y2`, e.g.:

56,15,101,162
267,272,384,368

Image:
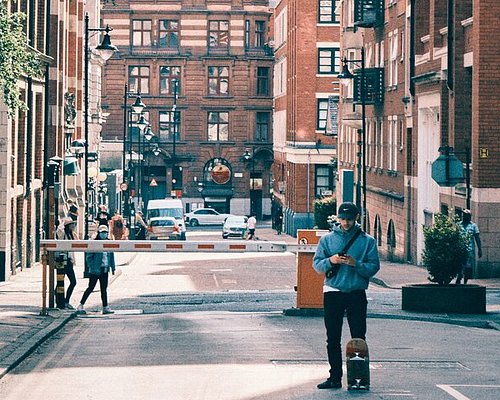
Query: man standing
313,202,380,389
456,209,482,284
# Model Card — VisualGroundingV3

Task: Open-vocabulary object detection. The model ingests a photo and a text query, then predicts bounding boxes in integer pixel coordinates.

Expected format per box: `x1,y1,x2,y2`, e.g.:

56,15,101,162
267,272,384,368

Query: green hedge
314,196,337,229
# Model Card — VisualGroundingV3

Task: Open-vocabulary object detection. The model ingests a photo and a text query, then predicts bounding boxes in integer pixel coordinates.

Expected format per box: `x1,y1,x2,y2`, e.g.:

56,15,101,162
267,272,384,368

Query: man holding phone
313,202,380,389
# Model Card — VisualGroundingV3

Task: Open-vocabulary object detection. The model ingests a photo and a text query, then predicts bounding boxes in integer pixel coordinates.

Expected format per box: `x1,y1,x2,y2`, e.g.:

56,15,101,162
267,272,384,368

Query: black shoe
317,379,342,389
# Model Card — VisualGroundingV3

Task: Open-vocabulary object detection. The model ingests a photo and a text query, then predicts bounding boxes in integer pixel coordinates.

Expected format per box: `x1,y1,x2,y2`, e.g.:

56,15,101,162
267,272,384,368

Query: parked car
147,217,181,240
147,198,186,240
184,208,232,226
222,216,248,239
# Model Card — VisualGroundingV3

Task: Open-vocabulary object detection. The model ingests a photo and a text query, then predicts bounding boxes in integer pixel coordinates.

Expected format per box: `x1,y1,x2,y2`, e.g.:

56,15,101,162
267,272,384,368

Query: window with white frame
273,57,287,97
367,119,372,167
345,0,354,27
319,0,340,23
388,116,397,171
379,119,384,169
274,8,287,48
380,40,385,67
318,48,340,74
389,30,399,86
317,99,329,130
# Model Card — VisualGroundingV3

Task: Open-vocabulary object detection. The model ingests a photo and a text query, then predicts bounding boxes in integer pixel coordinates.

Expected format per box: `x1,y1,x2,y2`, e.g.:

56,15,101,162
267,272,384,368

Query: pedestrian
111,212,129,240
55,217,78,309
312,202,380,389
246,214,257,240
96,204,111,228
67,199,79,222
77,225,115,315
456,209,482,284
135,210,148,240
275,210,283,235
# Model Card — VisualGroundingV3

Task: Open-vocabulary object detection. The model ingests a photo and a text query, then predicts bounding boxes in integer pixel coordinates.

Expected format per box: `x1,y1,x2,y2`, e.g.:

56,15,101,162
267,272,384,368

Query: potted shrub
314,196,336,230
422,214,469,285
402,214,486,314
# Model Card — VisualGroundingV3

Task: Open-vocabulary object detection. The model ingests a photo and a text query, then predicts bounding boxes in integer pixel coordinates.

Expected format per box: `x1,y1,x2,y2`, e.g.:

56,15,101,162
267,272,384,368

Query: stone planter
402,284,486,314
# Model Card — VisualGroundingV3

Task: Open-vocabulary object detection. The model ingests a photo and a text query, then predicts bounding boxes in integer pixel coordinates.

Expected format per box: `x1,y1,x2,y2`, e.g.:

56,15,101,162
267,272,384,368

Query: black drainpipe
42,0,51,238
409,0,416,96
447,0,454,91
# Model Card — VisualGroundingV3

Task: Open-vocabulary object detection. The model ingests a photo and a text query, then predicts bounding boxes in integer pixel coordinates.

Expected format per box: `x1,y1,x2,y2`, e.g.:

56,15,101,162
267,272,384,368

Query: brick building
100,0,274,219
271,0,339,235
335,0,499,275
0,0,105,281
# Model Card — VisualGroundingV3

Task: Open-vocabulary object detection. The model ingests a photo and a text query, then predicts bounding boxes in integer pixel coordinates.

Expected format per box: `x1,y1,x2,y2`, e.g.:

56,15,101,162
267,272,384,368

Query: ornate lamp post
84,12,117,238
338,47,367,230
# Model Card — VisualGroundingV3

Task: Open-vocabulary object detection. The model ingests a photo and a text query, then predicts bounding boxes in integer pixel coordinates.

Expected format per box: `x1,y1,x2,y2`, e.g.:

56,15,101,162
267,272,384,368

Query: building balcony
354,0,384,28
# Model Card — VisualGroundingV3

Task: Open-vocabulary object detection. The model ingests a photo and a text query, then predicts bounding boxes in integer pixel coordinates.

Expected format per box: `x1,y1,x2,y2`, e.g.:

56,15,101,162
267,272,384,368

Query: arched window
373,215,382,246
387,219,396,248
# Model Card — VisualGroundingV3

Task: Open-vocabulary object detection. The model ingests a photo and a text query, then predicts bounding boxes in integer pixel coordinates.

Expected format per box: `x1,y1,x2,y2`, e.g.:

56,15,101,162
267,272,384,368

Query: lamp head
137,114,149,132
131,94,145,114
95,29,118,61
337,60,355,86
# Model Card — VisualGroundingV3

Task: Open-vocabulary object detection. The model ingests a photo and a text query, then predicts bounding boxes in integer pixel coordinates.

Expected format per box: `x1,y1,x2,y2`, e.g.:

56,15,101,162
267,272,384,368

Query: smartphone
338,252,346,257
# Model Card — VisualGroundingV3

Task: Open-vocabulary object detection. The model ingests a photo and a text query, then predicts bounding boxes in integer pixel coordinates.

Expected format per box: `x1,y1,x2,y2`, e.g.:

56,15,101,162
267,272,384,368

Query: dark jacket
85,252,116,276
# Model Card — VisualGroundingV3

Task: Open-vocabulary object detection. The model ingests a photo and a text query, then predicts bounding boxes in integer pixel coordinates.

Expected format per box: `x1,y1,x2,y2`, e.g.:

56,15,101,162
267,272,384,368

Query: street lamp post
338,47,367,230
171,79,179,196
122,87,146,214
84,12,117,238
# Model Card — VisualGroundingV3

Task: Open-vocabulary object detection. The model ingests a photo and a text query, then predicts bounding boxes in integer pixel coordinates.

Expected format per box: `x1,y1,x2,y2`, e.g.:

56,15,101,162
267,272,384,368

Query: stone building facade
100,0,274,219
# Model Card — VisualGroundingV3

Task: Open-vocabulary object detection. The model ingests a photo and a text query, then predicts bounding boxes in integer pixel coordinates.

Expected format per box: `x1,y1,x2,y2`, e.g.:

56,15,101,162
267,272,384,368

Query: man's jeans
323,290,367,381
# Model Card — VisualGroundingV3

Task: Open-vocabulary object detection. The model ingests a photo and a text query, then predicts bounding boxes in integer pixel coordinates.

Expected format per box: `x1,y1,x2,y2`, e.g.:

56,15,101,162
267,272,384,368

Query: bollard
40,248,48,316
295,229,329,309
54,252,66,309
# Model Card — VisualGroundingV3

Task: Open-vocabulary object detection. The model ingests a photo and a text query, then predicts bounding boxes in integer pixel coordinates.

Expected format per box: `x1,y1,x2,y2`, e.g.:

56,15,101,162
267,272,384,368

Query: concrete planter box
402,284,486,314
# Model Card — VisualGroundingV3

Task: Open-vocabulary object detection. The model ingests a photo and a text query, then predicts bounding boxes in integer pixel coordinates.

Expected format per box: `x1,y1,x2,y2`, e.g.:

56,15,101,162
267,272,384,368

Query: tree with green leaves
0,1,42,116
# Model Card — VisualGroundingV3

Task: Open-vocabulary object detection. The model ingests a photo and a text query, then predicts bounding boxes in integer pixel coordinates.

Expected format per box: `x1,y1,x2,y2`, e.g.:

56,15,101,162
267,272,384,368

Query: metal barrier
40,239,317,315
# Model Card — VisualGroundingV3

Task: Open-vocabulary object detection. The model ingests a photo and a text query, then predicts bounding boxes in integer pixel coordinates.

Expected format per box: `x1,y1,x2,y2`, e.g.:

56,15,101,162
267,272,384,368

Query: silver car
222,216,248,239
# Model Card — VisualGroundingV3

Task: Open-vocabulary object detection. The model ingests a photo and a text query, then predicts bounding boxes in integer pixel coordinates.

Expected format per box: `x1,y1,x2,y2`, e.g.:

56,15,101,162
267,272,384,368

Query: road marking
210,269,233,272
437,384,500,400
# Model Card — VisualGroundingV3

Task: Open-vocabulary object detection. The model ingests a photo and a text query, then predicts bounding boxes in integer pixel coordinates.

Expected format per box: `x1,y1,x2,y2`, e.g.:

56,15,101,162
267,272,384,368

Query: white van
146,199,186,240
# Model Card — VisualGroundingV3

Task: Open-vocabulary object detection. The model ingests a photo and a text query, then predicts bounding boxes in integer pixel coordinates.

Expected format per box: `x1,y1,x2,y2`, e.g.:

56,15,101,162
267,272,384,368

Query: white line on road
437,385,471,400
436,384,500,400
210,269,233,272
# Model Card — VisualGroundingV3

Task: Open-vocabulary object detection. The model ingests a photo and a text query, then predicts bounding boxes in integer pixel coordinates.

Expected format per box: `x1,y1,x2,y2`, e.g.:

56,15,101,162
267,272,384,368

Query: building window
208,66,229,95
207,112,229,141
315,166,334,197
318,0,340,23
244,20,250,48
255,112,270,142
317,99,329,130
389,30,399,86
132,20,152,46
209,20,229,48
128,66,150,94
159,66,181,95
159,111,180,142
318,48,340,74
255,21,266,47
256,67,270,96
159,20,179,47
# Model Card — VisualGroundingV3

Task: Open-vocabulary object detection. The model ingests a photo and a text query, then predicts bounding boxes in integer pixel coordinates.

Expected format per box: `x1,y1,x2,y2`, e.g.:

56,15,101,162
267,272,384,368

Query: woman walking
76,225,116,314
